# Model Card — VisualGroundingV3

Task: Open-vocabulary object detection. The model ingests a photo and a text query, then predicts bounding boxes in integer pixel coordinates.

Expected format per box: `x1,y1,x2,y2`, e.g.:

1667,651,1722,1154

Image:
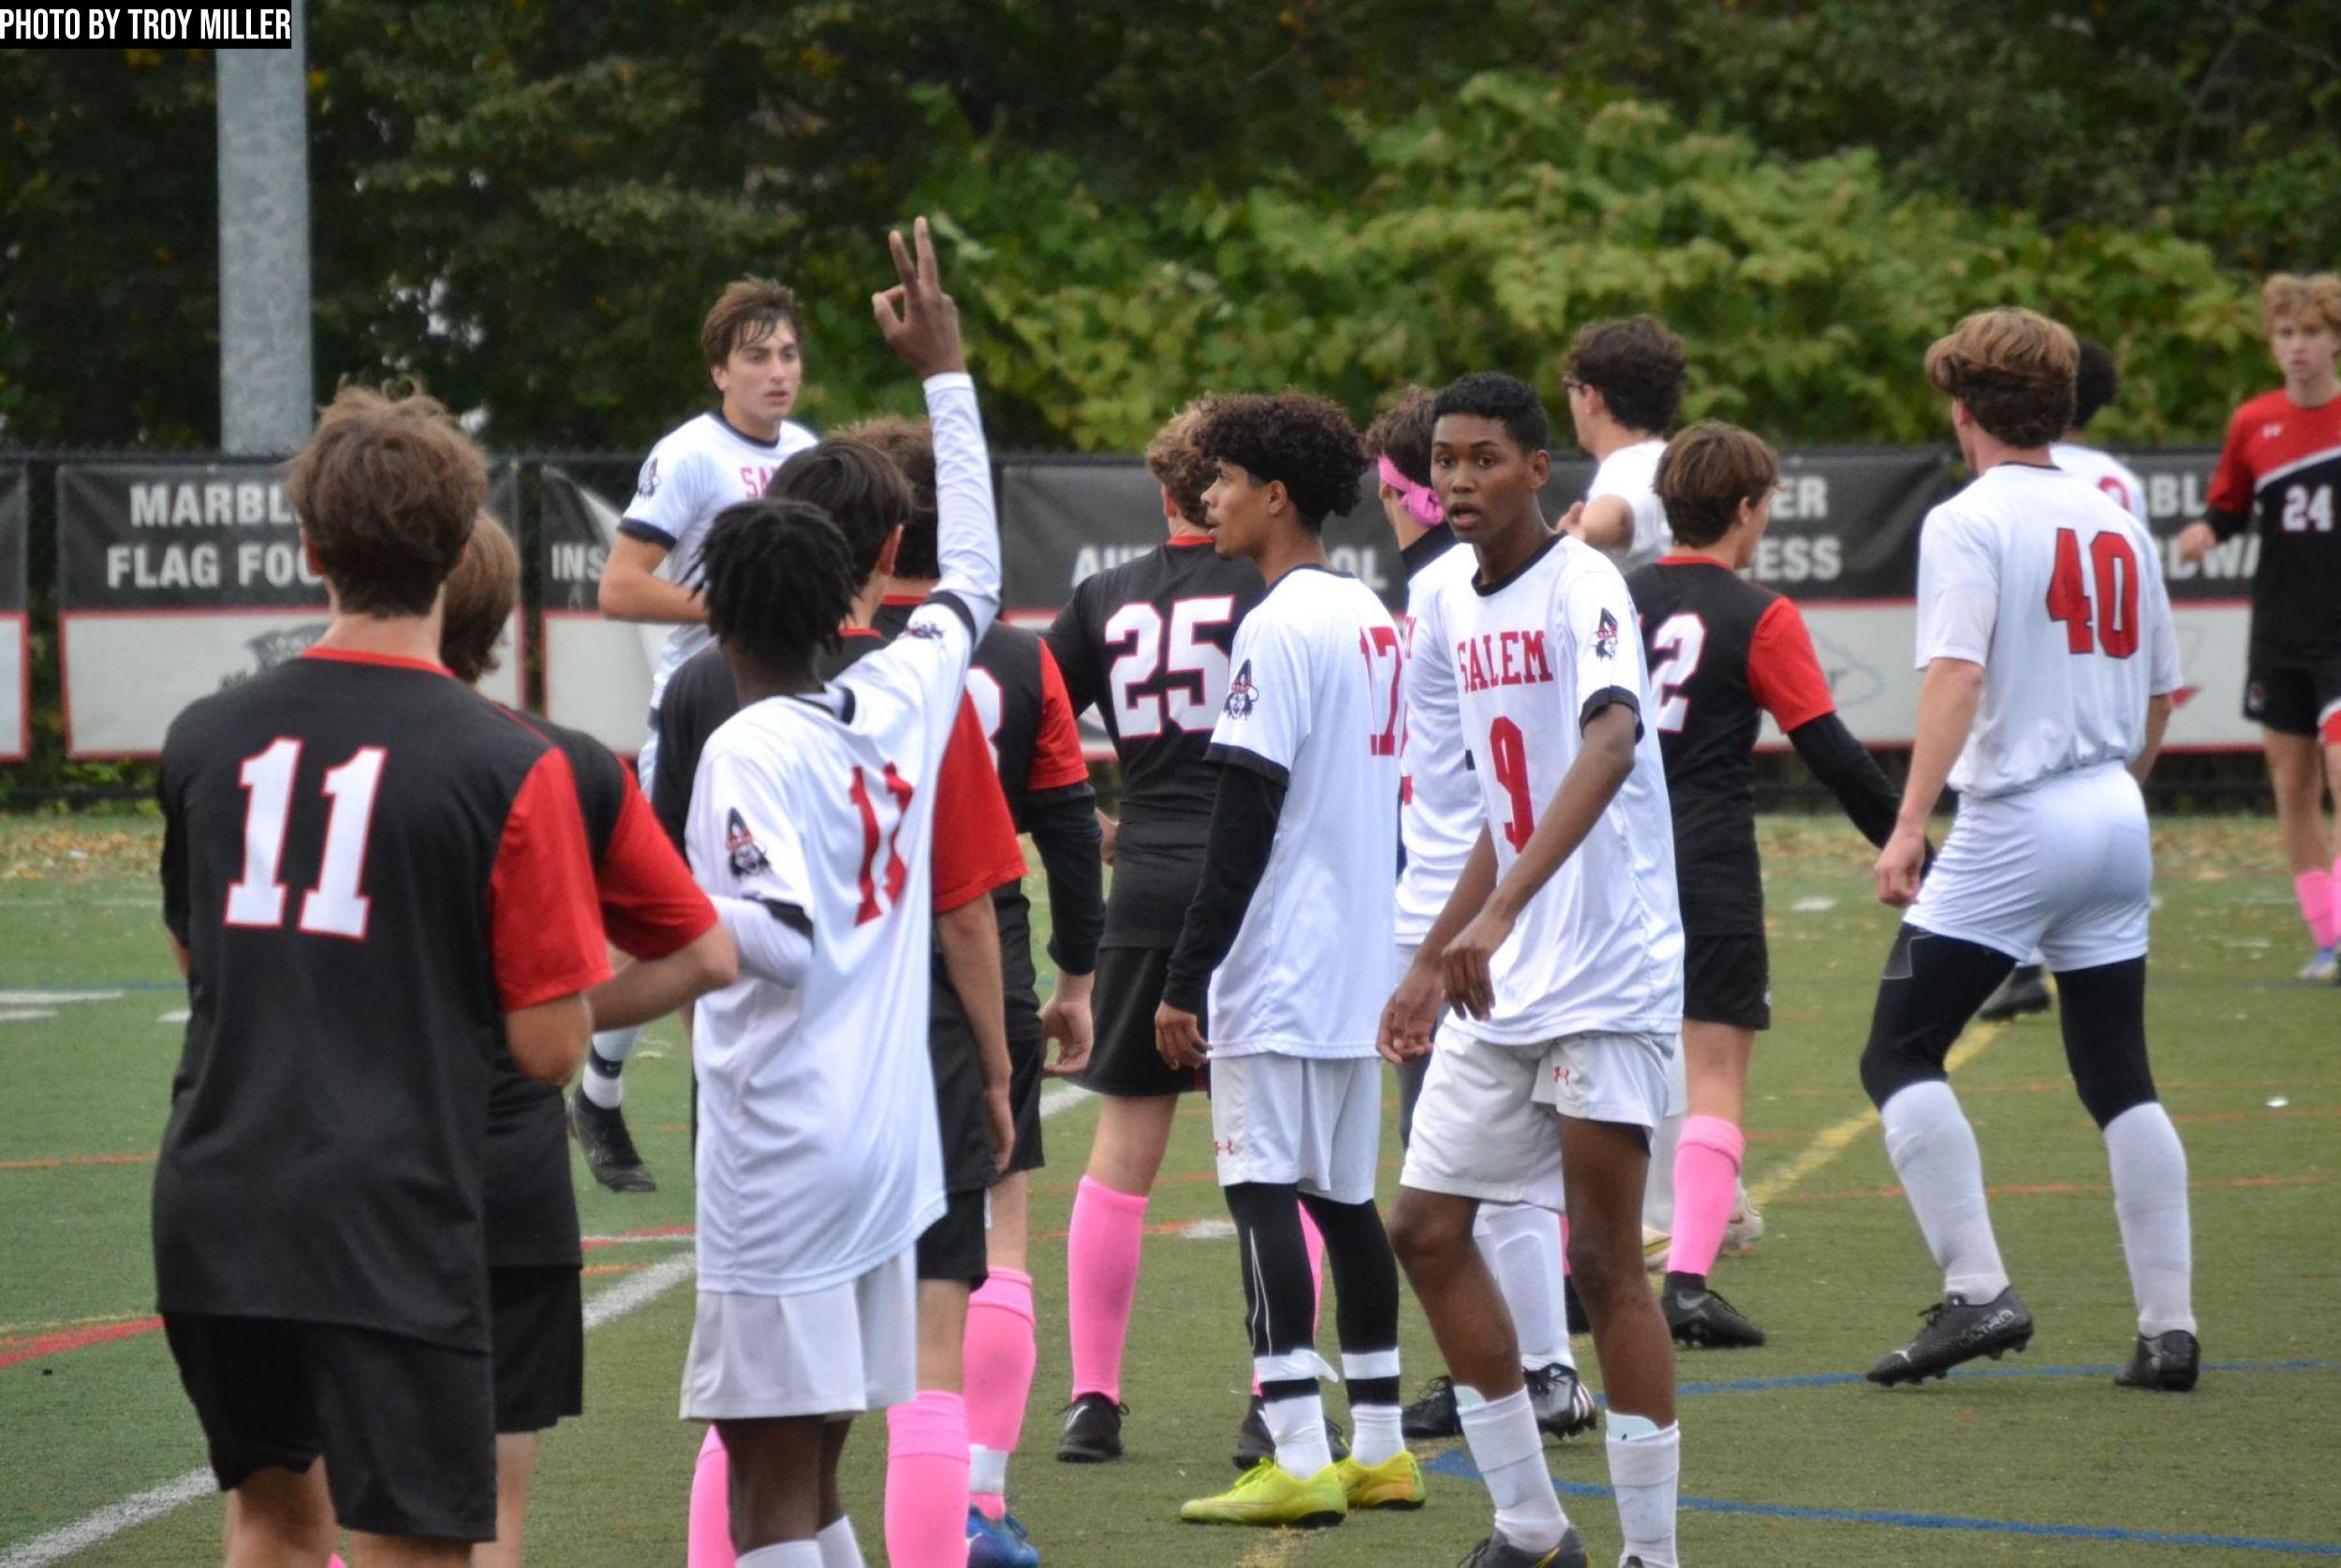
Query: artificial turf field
1,815,2335,1566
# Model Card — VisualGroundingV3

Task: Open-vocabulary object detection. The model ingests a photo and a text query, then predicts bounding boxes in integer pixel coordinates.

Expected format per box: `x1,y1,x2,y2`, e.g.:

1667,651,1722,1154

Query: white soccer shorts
1400,1020,1567,1209
1908,762,2153,972
680,1245,916,1421
1210,1053,1383,1204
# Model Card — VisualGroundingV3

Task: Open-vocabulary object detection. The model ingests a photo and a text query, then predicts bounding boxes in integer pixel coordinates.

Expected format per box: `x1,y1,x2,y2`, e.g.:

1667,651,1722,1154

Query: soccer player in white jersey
1982,336,2153,1025
1384,373,1686,1568
1565,316,1688,572
1858,308,2199,1395
679,220,1005,1568
1153,392,1419,1529
578,278,820,1193
1368,389,1598,1450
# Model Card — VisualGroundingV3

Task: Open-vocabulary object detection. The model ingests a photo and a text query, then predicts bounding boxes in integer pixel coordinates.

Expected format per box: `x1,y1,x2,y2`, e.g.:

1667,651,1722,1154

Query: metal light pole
216,0,313,455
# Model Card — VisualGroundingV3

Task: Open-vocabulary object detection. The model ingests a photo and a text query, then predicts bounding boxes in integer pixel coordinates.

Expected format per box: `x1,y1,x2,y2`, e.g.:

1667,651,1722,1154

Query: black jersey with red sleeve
1627,558,1894,934
155,650,610,1352
1044,538,1266,947
2203,388,2341,665
487,709,717,1269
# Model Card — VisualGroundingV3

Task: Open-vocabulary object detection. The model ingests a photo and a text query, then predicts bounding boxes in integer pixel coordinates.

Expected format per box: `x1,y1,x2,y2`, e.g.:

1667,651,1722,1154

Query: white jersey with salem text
2050,442,2150,525
1916,462,2181,801
1418,534,1683,1044
623,412,819,705
1397,543,1483,944
1204,567,1402,1059
1587,438,1672,573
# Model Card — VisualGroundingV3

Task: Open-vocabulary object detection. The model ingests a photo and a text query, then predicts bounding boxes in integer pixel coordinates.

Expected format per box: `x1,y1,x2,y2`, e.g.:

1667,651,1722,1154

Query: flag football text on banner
55,463,522,757
0,468,27,761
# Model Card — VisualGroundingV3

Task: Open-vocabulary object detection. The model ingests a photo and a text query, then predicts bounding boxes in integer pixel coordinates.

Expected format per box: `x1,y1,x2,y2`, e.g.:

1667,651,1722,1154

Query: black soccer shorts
1684,932,1772,1032
1004,1028,1046,1177
163,1312,496,1542
1074,944,1207,1100
488,1266,583,1436
2244,653,2341,743
915,1186,990,1288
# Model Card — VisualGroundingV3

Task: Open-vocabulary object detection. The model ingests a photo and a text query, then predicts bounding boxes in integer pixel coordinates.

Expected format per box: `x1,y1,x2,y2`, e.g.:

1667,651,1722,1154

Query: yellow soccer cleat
1336,1449,1427,1510
1179,1458,1347,1528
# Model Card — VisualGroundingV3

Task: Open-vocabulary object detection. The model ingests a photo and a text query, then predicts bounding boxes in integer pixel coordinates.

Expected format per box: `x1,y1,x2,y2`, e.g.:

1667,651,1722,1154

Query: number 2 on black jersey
224,740,386,940
1647,612,1706,735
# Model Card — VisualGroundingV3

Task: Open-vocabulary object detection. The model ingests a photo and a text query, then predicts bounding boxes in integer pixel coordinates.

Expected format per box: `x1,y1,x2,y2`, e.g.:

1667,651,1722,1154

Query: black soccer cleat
2113,1329,2201,1392
1524,1361,1600,1441
1662,1274,1768,1349
1055,1392,1126,1462
1458,1525,1589,1567
1866,1286,2034,1385
1401,1375,1462,1441
567,1089,656,1193
1231,1395,1347,1472
1977,964,2053,1023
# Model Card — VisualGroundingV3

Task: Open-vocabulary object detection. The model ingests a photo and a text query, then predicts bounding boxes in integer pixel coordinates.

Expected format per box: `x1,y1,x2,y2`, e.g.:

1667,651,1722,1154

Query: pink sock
1067,1178,1147,1402
1665,1115,1746,1279
688,1426,736,1568
887,1391,969,1568
964,1268,1037,1520
1252,1208,1328,1396
2298,870,2339,950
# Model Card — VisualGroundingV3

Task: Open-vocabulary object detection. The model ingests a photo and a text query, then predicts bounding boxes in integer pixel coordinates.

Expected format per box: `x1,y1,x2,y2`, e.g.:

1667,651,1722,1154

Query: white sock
1349,1403,1404,1466
2104,1103,2195,1336
1879,1080,2010,1301
1605,1414,1680,1568
1262,1389,1332,1480
582,1025,641,1109
968,1444,1008,1498
815,1516,864,1568
738,1543,821,1567
1476,1203,1572,1371
1457,1385,1567,1554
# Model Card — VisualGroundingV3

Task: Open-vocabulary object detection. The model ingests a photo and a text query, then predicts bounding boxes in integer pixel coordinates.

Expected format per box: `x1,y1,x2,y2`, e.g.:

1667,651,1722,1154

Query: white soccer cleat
1722,1191,1766,1255
2300,946,2339,984
1642,1224,1670,1273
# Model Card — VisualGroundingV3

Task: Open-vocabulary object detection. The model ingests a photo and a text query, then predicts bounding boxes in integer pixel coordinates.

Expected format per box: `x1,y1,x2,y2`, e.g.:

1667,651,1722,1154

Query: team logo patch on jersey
1594,608,1620,660
725,808,770,878
904,620,945,641
1224,658,1259,718
639,458,660,497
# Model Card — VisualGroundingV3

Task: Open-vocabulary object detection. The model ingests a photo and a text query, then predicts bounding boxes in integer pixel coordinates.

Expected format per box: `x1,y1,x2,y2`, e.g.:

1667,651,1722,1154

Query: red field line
581,1224,696,1251
0,1151,155,1173
0,1317,162,1370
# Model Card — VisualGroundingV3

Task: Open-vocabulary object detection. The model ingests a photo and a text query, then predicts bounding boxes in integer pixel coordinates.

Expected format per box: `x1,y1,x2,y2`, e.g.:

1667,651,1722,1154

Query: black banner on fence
54,462,521,757
0,467,26,761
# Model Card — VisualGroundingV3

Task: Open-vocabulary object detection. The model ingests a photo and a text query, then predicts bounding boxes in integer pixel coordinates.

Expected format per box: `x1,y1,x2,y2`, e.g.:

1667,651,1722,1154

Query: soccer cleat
1231,1395,1347,1471
1335,1449,1427,1510
2301,945,2339,984
1401,1374,1462,1440
1457,1525,1589,1566
1721,1190,1766,1255
2113,1329,2201,1392
1179,1458,1347,1528
1054,1393,1126,1463
1525,1361,1600,1440
1662,1275,1767,1349
1978,963,2054,1022
567,1088,655,1193
1641,1224,1670,1274
1866,1286,2034,1385
966,1507,1042,1568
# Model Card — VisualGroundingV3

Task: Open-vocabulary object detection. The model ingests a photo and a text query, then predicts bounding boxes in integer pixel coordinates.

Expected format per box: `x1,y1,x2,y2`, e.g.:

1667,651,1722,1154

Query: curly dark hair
1567,315,1687,434
1431,373,1550,455
1197,392,1363,530
699,499,857,671
762,437,913,583
832,416,940,579
2072,339,2118,432
1362,386,1437,486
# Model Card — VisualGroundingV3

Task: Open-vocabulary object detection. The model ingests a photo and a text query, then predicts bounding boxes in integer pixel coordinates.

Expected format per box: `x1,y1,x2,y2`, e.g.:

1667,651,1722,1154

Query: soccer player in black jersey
435,516,737,1568
1043,401,1272,1465
1627,420,1906,1350
155,390,611,1561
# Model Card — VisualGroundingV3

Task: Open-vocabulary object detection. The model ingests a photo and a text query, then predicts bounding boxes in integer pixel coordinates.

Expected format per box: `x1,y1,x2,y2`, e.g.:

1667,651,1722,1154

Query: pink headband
1377,453,1443,527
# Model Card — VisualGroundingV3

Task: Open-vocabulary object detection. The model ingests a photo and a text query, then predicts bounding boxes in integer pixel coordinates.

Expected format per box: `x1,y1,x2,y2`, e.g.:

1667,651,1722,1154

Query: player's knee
1859,1033,1943,1110
1563,1225,1637,1307
1387,1190,1469,1272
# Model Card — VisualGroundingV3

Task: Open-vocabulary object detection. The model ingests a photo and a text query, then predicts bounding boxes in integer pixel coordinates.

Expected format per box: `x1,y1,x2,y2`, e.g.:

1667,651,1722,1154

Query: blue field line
1673,1356,2341,1398
1420,1450,2341,1556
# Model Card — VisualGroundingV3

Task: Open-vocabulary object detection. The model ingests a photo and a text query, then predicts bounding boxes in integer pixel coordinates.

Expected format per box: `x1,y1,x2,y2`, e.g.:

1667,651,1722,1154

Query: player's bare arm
1876,655,1986,907
2132,693,2175,784
1574,493,1632,551
584,925,740,1033
938,894,1017,1170
1377,826,1495,1062
506,993,595,1087
596,534,706,623
1445,699,1639,1020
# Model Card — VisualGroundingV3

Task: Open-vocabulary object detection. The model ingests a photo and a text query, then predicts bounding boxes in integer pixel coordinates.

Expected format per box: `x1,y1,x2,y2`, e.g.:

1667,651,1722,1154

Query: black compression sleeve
1161,763,1288,1013
1026,782,1105,976
1789,712,1902,850
2203,506,2249,543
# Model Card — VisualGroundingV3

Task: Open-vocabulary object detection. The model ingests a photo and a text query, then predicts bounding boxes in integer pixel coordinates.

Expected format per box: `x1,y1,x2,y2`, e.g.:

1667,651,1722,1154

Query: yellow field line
1746,1020,2005,1210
